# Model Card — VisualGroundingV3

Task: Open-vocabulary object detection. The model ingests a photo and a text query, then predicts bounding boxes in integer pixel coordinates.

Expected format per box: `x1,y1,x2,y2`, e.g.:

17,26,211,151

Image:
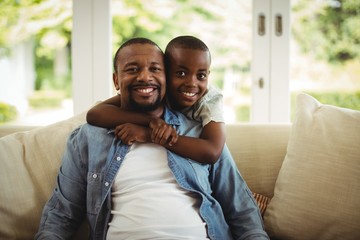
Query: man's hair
113,37,163,72
165,35,211,63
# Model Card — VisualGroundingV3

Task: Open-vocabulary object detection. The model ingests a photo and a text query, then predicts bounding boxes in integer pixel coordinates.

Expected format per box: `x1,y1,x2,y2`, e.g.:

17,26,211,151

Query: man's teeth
138,88,153,93
183,92,196,97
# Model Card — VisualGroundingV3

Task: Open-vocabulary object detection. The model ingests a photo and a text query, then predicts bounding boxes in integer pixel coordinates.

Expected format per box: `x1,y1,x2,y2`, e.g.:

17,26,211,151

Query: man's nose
137,69,153,81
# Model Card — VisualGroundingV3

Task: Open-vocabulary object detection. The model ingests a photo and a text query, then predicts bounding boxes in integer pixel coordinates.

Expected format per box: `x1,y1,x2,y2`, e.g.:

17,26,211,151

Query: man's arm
86,95,153,127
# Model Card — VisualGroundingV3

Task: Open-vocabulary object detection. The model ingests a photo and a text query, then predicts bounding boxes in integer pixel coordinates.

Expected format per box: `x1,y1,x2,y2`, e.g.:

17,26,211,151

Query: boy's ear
113,72,120,90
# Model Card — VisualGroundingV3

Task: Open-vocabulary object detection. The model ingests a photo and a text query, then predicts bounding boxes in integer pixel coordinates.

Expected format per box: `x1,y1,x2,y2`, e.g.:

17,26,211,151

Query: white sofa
0,93,359,240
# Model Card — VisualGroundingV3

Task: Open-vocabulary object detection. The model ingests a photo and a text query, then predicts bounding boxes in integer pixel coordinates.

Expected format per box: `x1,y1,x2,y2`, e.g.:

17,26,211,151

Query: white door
252,0,290,122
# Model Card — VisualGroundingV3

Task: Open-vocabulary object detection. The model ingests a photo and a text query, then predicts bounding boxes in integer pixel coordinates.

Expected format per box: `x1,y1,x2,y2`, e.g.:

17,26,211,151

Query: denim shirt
35,106,269,240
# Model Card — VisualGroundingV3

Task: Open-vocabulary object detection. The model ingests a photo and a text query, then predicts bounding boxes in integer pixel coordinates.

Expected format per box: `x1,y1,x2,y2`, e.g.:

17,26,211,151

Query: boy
87,36,225,164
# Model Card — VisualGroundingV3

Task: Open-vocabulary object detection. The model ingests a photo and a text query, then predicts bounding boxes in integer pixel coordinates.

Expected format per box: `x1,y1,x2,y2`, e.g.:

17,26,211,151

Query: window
1,0,359,126
0,0,73,126
289,0,360,120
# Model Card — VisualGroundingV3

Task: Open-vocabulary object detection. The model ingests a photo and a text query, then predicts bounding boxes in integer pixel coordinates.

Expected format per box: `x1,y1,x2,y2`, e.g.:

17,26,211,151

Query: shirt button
116,156,121,161
92,174,97,179
105,182,109,187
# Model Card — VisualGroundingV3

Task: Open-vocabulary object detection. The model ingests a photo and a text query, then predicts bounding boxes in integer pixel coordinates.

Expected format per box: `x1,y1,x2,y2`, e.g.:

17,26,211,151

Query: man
35,37,269,239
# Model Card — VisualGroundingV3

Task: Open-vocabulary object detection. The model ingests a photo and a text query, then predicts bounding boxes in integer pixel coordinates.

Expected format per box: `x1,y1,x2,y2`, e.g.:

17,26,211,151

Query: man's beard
128,88,162,112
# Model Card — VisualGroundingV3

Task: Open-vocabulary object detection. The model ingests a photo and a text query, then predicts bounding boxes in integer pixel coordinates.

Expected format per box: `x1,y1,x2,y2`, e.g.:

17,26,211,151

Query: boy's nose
186,75,197,87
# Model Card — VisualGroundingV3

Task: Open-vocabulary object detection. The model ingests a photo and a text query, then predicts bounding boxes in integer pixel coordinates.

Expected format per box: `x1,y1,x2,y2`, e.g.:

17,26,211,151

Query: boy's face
166,47,211,110
113,43,166,113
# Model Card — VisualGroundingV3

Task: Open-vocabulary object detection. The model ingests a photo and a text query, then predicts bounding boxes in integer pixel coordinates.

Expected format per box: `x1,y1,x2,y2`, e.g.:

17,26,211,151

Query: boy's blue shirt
35,106,269,240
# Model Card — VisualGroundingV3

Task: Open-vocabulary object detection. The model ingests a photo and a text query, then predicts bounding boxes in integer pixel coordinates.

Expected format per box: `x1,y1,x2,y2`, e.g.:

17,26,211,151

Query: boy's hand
149,118,178,146
115,123,151,145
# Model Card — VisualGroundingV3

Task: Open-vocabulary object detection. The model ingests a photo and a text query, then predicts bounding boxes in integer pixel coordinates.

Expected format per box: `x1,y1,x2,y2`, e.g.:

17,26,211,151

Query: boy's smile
182,91,197,97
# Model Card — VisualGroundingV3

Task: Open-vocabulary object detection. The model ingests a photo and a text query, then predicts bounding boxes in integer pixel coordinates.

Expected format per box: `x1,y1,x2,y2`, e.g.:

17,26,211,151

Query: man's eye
126,67,138,73
151,67,162,72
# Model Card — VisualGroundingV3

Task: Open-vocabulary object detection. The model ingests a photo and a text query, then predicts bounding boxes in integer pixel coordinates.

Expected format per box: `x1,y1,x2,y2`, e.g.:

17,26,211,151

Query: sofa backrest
0,113,290,239
226,123,291,197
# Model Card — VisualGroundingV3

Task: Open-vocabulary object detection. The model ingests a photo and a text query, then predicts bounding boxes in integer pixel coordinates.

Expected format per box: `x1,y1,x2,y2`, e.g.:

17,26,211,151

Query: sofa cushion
0,112,86,239
264,93,360,240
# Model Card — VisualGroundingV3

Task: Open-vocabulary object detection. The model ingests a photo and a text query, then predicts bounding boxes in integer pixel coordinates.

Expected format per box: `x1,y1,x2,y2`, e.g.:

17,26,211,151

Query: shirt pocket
87,172,103,215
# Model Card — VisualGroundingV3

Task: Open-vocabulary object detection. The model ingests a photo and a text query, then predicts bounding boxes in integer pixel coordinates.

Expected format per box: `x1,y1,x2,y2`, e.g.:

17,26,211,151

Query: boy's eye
175,71,186,77
197,73,207,80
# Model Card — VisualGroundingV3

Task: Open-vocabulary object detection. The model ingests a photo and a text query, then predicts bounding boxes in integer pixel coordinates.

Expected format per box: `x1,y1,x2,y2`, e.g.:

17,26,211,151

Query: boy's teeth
183,92,196,97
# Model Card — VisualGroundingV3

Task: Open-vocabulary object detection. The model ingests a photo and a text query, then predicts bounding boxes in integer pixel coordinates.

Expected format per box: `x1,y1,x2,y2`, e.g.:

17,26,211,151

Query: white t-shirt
181,85,224,127
106,143,209,240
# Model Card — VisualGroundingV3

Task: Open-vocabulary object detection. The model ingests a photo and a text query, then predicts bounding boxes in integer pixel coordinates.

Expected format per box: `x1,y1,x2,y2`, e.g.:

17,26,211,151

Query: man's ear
113,72,120,91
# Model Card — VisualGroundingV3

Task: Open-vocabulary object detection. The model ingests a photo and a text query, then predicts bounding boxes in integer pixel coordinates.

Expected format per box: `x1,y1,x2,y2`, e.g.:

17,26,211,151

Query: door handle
258,14,266,36
275,14,282,36
259,78,264,89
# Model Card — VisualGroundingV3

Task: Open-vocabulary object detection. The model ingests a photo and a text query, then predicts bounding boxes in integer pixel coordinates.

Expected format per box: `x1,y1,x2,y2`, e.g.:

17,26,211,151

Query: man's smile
131,85,159,96
136,87,155,94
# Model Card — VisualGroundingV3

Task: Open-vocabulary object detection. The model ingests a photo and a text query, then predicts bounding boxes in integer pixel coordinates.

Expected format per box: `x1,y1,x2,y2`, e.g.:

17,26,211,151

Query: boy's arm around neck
86,95,153,128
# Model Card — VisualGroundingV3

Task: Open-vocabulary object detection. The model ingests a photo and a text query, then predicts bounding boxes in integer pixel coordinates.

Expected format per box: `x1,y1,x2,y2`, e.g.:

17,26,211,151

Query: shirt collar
163,105,181,127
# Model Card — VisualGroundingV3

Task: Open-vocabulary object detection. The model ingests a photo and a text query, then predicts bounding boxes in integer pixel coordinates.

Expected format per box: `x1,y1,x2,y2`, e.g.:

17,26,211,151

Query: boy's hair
113,37,163,72
165,35,211,63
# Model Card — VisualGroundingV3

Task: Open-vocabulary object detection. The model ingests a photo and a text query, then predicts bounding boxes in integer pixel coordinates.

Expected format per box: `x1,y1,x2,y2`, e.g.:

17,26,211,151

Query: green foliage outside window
292,0,360,64
28,90,65,109
0,0,72,101
0,102,18,124
235,91,360,122
290,91,360,121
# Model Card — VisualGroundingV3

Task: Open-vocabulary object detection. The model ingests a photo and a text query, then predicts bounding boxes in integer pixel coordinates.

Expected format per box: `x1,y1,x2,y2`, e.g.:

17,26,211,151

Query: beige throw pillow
0,112,86,239
264,93,360,240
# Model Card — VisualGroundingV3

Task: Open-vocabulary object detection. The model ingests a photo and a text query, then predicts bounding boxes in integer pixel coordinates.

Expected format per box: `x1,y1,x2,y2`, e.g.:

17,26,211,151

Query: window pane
290,0,360,119
0,0,73,126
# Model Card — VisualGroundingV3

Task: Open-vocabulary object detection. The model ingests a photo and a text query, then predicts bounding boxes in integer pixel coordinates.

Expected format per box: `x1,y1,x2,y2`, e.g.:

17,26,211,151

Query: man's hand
149,118,178,146
115,123,151,145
